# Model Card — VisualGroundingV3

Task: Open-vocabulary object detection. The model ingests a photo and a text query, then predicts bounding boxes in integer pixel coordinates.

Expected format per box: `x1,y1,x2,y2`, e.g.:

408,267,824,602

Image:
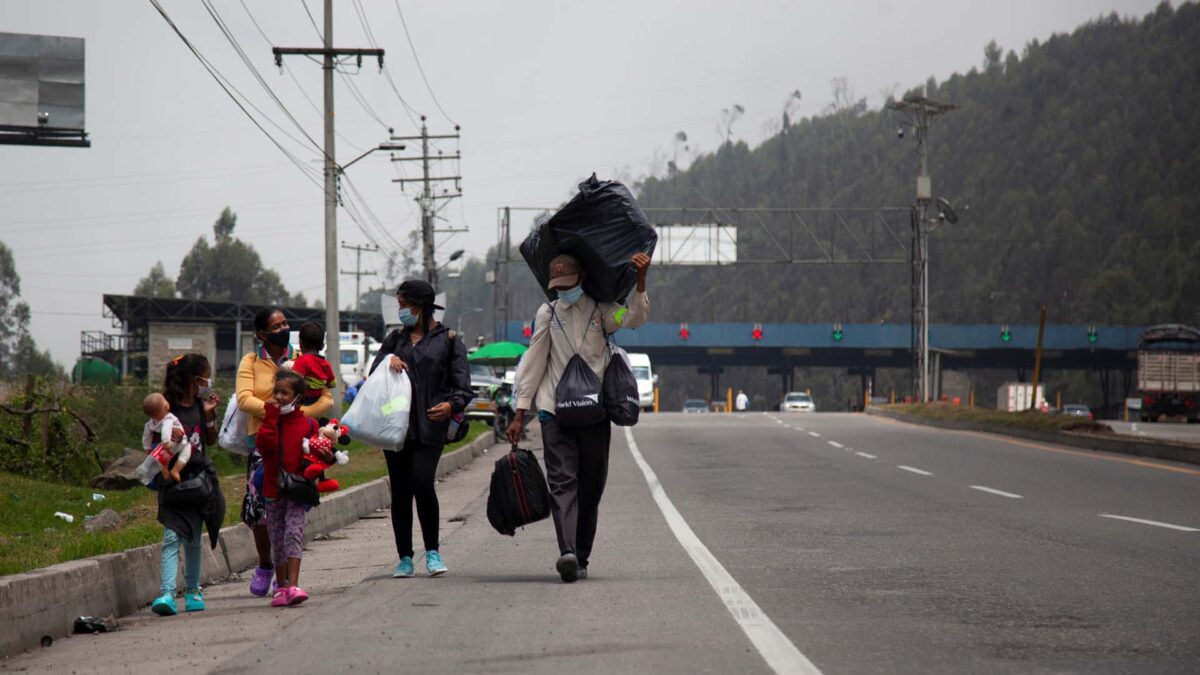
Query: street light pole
889,93,958,402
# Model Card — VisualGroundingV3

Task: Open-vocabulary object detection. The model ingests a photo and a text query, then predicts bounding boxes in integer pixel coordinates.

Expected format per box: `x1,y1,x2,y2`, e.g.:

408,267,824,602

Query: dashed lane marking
969,485,1023,499
897,465,933,476
1099,514,1199,532
855,452,877,459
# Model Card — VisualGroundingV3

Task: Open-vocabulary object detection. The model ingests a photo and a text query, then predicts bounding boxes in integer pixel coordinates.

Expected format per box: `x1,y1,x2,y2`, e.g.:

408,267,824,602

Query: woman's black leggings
385,441,442,558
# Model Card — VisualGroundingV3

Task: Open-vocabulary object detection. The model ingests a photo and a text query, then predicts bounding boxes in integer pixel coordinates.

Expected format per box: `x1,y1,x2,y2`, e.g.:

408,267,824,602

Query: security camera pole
888,93,958,402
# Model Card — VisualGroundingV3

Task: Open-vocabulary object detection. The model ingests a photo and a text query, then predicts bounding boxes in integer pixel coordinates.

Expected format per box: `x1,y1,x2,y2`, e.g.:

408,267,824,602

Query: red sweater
255,405,315,499
292,353,336,398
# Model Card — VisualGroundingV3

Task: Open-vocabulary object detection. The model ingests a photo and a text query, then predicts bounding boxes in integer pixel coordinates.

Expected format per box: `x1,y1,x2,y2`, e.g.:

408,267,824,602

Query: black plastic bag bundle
520,174,658,303
554,354,606,427
603,344,640,426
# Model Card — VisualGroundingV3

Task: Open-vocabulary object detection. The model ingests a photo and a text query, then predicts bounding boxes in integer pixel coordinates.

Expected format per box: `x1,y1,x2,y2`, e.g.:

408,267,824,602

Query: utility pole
340,241,379,311
888,93,958,402
391,116,463,290
272,0,384,404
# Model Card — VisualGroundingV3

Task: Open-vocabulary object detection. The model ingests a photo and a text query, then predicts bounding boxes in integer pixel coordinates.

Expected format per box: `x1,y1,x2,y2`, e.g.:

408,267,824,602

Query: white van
626,353,656,411
289,330,372,388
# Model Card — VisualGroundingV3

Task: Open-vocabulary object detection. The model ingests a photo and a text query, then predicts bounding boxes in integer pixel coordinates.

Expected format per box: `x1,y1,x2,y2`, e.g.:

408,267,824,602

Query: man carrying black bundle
508,252,651,582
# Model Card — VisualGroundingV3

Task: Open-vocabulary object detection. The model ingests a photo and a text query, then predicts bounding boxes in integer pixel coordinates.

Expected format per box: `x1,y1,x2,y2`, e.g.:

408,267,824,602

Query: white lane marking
808,431,821,438
855,452,876,459
897,465,933,476
1099,514,1199,532
828,441,844,448
794,427,805,432
624,428,822,674
969,485,1023,499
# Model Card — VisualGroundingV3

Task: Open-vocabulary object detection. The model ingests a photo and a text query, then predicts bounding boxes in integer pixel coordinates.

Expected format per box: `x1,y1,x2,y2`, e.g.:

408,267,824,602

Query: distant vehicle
682,399,708,413
780,392,815,413
1060,404,1094,420
626,352,657,411
467,363,501,423
1136,324,1200,423
289,330,372,389
996,383,1047,412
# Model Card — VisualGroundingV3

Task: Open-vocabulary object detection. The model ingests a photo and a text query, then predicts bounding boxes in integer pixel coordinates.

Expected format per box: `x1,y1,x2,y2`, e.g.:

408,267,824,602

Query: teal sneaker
184,590,205,612
151,594,177,616
393,556,415,578
425,550,447,577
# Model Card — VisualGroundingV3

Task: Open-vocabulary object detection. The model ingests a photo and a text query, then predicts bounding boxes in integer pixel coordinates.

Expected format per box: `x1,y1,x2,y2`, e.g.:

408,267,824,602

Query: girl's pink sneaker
270,588,289,607
286,585,309,606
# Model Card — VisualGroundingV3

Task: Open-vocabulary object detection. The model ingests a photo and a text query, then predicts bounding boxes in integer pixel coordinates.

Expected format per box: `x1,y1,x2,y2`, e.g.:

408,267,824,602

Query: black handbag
275,418,320,507
550,305,606,427
278,470,320,507
602,341,640,427
161,473,211,508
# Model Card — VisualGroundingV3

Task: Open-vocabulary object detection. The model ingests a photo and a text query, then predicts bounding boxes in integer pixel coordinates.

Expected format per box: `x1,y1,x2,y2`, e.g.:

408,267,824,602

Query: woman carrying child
236,308,333,597
151,354,225,616
254,370,317,606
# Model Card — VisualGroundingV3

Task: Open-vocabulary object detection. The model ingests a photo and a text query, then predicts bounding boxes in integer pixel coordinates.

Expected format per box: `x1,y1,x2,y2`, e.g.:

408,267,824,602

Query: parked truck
996,383,1046,412
1136,324,1200,423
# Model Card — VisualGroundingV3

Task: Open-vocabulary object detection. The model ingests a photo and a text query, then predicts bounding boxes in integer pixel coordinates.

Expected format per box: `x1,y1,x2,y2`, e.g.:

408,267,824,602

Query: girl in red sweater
255,371,315,607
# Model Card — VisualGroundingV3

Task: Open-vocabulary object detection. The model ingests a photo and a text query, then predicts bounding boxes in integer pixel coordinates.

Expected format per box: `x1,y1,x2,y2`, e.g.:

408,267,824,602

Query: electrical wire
200,0,330,161
340,0,420,130
238,0,365,152
146,0,324,191
392,0,456,126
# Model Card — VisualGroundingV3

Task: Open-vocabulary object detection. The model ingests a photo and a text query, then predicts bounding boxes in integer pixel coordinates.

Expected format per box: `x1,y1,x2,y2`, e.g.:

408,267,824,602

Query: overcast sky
1,0,1164,367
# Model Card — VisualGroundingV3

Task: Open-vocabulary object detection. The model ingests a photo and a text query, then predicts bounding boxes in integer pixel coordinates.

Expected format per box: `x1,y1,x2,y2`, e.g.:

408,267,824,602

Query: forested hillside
635,2,1200,328
446,2,1200,409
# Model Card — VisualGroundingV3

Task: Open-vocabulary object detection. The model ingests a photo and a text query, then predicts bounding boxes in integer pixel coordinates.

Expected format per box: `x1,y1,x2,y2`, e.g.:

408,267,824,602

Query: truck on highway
996,383,1046,412
627,352,657,411
1136,324,1200,423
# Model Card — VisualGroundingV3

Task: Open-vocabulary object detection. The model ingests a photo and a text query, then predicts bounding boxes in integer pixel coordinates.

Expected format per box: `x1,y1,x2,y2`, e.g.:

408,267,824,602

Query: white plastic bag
341,368,412,450
218,393,251,455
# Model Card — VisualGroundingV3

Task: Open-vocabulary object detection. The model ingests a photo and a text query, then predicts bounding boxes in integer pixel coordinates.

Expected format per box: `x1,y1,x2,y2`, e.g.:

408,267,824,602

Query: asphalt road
1104,420,1200,445
9,413,1198,674
234,412,1200,674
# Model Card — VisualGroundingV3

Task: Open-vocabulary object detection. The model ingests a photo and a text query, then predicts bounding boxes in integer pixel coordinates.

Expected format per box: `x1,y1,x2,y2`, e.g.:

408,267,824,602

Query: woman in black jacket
368,279,473,578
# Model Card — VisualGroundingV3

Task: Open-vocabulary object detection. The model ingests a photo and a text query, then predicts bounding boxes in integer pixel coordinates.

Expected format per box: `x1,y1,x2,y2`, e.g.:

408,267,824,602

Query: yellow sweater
236,350,334,435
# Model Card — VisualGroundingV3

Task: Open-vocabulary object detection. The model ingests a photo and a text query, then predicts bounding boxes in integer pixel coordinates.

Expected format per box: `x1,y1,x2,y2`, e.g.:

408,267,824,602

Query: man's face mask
558,285,584,305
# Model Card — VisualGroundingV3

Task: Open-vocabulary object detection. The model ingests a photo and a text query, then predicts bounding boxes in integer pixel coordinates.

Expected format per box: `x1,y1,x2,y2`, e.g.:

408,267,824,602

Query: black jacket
368,323,473,449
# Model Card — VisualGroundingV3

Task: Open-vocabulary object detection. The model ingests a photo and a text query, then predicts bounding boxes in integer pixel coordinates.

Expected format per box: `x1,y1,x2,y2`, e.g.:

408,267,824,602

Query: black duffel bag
603,342,640,426
161,473,212,508
487,445,551,536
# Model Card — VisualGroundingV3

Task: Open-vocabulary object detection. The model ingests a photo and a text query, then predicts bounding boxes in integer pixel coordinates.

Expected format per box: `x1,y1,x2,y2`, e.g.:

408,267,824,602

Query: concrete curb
865,407,1200,466
0,431,499,659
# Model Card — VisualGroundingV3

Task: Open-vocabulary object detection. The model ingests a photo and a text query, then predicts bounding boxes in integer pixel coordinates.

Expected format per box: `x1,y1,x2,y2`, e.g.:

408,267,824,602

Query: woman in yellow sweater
236,307,333,597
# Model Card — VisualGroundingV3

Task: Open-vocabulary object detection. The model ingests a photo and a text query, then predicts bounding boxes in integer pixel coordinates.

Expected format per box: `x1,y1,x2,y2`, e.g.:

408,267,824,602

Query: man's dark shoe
577,566,588,580
556,553,579,583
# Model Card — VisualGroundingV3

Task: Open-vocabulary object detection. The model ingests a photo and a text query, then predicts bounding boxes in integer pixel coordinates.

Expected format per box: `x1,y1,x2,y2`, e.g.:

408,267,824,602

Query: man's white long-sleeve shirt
515,290,650,414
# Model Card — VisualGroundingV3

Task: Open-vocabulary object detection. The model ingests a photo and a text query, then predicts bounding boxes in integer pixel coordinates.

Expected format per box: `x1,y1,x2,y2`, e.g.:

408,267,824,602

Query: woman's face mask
197,376,212,397
398,305,419,327
264,329,290,349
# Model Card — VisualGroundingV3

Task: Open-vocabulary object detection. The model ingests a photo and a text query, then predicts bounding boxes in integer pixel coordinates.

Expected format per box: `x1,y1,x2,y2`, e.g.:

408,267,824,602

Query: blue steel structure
503,321,1141,401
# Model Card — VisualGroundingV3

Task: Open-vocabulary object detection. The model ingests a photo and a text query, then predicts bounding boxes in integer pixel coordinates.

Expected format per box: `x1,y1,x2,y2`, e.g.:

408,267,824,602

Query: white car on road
779,392,816,413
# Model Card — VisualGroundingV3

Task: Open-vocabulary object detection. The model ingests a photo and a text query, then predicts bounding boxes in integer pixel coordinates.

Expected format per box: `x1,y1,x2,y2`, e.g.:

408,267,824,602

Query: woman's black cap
396,279,445,310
